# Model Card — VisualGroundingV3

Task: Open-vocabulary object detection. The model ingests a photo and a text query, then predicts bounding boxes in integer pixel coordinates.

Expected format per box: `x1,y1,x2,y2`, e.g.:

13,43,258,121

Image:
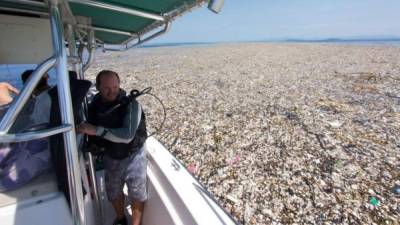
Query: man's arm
0,82,19,106
95,100,142,143
0,82,19,118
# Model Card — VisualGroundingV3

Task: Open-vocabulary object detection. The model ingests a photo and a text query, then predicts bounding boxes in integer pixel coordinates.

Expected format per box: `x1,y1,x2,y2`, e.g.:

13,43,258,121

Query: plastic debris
87,43,400,225
186,163,198,174
328,120,342,128
226,155,241,166
369,197,380,207
226,194,240,204
393,185,400,195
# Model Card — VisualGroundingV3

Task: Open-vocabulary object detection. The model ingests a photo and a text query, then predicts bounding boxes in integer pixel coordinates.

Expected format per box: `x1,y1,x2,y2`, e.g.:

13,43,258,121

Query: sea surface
141,40,400,48
1,40,400,90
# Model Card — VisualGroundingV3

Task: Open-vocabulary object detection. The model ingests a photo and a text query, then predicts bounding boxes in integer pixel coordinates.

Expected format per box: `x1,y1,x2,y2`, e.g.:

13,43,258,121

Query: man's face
98,73,120,102
38,73,49,87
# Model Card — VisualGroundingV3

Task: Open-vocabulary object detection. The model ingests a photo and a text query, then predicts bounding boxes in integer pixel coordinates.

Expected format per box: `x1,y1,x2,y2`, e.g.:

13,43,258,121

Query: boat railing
0,57,56,134
66,22,103,225
0,124,72,143
49,1,86,224
0,1,87,225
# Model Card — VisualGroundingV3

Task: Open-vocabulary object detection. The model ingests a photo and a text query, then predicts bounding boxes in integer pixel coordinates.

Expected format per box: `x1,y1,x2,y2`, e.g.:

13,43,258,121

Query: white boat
0,0,237,224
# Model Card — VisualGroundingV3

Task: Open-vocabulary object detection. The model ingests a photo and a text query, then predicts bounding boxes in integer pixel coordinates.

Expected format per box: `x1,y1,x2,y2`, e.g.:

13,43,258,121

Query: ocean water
142,40,400,48
0,65,57,90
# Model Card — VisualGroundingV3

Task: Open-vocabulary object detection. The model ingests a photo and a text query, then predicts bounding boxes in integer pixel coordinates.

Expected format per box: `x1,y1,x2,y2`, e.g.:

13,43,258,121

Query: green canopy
0,0,207,45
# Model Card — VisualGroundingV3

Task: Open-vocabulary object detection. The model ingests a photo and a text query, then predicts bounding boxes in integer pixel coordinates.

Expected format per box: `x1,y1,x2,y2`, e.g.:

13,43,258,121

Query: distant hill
141,42,216,48
285,36,400,43
145,37,400,47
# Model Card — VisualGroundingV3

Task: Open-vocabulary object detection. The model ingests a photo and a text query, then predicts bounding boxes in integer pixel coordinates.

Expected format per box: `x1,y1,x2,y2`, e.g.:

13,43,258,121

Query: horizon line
145,36,400,46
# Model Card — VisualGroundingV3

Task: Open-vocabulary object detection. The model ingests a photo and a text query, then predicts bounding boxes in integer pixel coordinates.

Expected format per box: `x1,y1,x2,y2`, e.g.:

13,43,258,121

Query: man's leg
104,156,127,225
131,201,144,225
111,193,125,220
126,148,147,225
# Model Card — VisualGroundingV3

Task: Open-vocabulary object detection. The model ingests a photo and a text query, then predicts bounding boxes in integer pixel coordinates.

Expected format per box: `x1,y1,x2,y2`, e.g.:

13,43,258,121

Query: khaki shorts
104,146,147,202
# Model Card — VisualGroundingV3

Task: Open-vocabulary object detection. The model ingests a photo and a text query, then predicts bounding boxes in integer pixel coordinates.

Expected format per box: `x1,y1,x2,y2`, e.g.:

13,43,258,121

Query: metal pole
86,152,103,224
127,22,171,49
66,24,81,74
103,21,171,51
83,29,95,72
76,24,137,37
49,1,85,225
0,124,72,143
67,23,103,225
4,0,47,7
0,6,48,16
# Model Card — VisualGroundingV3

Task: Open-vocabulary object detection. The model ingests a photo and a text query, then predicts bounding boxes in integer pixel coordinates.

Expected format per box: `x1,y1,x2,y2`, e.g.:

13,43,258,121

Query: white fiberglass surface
145,138,237,225
0,192,73,225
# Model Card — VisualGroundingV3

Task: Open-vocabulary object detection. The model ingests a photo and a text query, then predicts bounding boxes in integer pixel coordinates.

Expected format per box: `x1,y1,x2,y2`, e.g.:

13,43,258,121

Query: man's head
96,70,120,102
21,70,50,96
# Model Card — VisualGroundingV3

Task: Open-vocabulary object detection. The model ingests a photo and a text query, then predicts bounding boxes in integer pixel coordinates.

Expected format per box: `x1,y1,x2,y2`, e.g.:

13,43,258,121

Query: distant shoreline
143,39,400,48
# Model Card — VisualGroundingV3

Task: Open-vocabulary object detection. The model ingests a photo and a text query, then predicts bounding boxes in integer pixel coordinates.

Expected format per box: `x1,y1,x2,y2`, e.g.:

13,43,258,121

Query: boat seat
0,171,58,207
0,74,91,208
48,75,92,202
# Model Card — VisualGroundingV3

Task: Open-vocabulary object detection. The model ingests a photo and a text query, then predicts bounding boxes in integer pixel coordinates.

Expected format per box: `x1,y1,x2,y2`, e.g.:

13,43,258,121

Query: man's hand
77,122,97,136
0,82,19,106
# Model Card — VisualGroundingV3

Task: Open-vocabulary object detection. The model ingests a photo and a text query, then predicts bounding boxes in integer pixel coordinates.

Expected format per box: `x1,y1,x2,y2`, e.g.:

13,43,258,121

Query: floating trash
186,163,198,174
393,185,400,195
226,155,241,166
369,197,380,207
87,43,400,224
328,120,342,128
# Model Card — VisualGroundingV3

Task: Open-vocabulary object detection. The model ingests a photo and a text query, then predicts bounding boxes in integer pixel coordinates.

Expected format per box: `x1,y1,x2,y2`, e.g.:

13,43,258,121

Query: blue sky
151,0,400,43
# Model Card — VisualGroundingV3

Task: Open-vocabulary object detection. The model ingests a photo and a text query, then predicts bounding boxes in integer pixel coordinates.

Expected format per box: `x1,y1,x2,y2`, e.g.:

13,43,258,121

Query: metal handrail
76,24,138,37
76,66,103,225
67,23,103,225
1,3,137,39
103,21,171,51
0,6,48,16
3,0,204,52
116,0,207,48
0,57,56,134
128,21,171,49
3,0,47,7
49,1,85,225
59,0,82,39
7,0,167,21
0,124,72,143
83,29,96,72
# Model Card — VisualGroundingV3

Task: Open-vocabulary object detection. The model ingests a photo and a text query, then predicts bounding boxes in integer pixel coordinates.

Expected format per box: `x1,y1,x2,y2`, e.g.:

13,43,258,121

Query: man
21,70,50,96
12,70,52,131
77,70,147,225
